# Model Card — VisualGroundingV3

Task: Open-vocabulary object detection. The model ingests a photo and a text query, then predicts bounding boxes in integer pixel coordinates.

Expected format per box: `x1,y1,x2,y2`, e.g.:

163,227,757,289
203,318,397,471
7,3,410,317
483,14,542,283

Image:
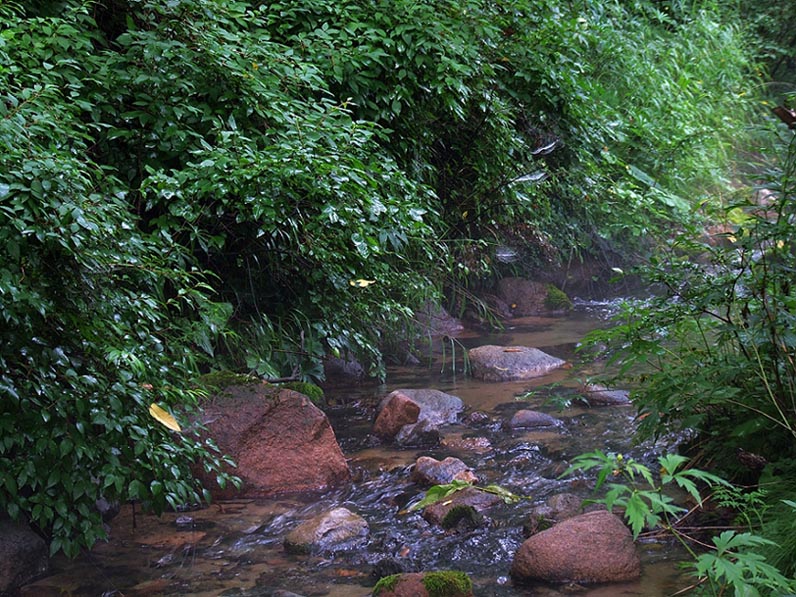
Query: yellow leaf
149,403,182,432
349,279,376,287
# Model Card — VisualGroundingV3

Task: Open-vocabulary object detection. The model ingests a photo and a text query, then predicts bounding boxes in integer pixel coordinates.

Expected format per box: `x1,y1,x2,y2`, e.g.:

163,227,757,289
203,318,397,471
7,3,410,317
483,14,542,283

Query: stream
31,300,694,597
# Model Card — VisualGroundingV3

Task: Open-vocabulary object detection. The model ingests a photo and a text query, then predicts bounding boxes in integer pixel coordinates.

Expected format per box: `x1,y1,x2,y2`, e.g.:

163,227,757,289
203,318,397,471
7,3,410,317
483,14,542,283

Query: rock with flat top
469,345,565,381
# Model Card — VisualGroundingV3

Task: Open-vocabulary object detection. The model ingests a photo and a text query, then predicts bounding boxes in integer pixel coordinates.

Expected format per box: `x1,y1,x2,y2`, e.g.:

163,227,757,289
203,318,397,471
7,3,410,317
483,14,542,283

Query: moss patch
278,381,325,406
544,284,573,311
373,573,401,595
423,571,473,597
196,370,260,393
440,505,483,531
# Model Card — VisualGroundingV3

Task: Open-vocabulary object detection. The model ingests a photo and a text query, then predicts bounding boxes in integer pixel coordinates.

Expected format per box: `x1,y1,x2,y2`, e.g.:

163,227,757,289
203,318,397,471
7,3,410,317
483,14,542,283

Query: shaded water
33,302,693,597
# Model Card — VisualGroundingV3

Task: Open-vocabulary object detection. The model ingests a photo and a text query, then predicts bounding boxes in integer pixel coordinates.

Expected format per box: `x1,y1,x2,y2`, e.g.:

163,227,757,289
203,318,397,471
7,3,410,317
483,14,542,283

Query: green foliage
692,530,795,596
566,451,795,595
755,463,796,579
0,1,238,557
583,125,796,468
565,451,728,538
407,480,521,512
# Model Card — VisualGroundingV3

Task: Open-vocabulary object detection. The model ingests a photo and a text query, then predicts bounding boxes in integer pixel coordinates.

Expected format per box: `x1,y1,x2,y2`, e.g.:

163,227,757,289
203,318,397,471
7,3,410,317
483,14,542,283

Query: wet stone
411,456,477,486
506,409,562,429
469,345,566,382
283,507,369,555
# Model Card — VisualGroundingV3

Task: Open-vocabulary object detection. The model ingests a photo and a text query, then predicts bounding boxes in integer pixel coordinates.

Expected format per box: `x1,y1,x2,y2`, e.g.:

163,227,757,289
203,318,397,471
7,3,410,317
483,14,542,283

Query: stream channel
36,299,694,597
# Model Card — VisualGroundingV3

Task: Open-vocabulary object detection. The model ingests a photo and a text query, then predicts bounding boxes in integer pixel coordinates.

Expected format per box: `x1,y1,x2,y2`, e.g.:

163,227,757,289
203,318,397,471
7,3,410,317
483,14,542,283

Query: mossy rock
373,571,473,597
278,381,325,406
196,370,260,393
440,505,484,531
423,571,473,597
544,284,573,311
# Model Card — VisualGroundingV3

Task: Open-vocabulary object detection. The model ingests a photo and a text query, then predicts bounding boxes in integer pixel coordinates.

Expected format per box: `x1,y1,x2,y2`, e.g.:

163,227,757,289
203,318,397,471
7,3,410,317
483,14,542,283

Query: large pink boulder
511,510,641,584
197,383,350,498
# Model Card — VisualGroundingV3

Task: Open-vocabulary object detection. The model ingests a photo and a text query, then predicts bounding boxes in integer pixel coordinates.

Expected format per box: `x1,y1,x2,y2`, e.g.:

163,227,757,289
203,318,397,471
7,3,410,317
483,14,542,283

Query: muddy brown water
29,301,694,597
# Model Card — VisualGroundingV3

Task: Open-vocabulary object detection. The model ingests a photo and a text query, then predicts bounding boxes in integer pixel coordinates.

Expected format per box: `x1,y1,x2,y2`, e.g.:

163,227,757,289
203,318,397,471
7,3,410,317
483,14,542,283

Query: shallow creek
34,301,694,597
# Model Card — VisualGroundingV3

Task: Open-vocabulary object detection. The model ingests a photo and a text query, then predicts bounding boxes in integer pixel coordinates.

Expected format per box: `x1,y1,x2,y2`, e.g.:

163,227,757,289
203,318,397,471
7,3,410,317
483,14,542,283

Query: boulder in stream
468,345,566,382
373,389,464,446
196,383,350,498
511,510,641,584
283,507,368,555
0,520,49,594
421,486,503,527
580,383,632,406
373,571,474,597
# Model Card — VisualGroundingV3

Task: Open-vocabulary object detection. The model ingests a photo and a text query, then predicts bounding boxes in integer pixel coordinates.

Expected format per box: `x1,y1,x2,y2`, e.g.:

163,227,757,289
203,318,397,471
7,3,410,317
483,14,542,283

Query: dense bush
585,120,796,471
0,2,238,556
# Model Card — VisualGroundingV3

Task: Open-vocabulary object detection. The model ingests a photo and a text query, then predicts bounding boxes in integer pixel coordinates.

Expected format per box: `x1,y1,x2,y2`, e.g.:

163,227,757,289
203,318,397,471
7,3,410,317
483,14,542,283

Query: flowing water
32,301,694,597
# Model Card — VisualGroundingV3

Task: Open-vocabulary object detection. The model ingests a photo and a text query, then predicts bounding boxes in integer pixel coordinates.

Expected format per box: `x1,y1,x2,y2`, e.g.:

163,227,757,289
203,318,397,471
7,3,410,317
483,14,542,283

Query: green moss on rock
423,571,473,597
279,381,325,405
373,573,401,595
440,505,483,530
373,571,472,597
544,284,572,311
196,370,259,393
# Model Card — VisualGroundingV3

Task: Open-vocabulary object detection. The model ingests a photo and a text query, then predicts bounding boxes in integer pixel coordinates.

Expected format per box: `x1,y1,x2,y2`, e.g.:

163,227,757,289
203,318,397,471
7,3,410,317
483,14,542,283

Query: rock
0,520,48,594
372,558,405,581
411,457,477,486
422,487,503,526
95,496,121,522
373,389,464,446
414,302,464,337
497,277,571,315
468,345,565,382
506,410,561,429
283,507,368,555
511,510,641,584
439,436,492,453
196,384,350,498
523,493,584,536
324,356,365,381
464,411,491,426
373,571,474,597
581,384,631,406
373,393,421,440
